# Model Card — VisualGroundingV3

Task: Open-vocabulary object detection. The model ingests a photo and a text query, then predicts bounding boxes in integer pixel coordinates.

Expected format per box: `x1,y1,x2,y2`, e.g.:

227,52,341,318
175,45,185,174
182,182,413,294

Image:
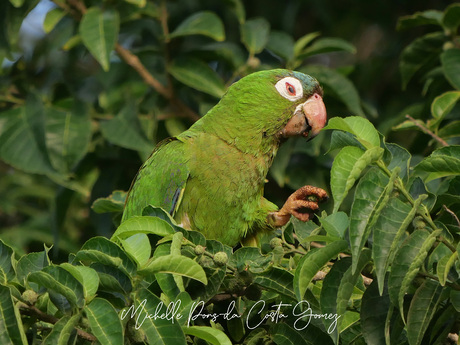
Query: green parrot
122,69,328,246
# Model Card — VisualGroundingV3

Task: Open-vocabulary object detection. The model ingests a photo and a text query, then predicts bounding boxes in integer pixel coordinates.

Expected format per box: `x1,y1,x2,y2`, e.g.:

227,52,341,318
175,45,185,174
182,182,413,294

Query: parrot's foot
268,186,328,227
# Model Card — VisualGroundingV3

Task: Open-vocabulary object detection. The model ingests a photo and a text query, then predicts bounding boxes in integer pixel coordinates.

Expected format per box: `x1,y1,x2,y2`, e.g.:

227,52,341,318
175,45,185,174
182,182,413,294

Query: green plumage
122,69,322,246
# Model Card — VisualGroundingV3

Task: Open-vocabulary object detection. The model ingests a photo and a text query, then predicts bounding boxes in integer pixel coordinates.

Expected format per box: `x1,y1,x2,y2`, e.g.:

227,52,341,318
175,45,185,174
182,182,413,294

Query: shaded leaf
100,102,154,153
441,48,460,90
267,30,294,62
372,197,413,295
0,285,28,345
388,229,441,320
111,216,175,241
79,7,119,71
43,314,80,345
241,17,270,55
415,145,460,182
127,288,186,344
361,280,389,345
253,267,296,301
45,101,92,174
298,37,356,59
318,212,348,239
442,3,460,34
400,32,445,89
75,237,137,276
396,10,442,31
170,11,225,41
85,298,123,345
184,326,232,345
60,263,100,298
294,240,348,300
139,254,207,285
43,8,65,34
406,279,443,345
92,190,127,214
169,58,226,98
0,101,55,175
28,265,85,311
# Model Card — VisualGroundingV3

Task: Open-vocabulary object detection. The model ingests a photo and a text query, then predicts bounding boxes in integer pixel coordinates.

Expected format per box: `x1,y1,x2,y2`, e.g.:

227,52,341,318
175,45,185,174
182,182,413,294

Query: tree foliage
1,0,460,344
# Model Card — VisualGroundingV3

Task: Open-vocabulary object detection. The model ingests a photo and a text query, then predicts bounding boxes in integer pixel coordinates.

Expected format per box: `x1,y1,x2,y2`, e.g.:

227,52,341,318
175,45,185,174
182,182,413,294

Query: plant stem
18,303,97,342
405,114,448,147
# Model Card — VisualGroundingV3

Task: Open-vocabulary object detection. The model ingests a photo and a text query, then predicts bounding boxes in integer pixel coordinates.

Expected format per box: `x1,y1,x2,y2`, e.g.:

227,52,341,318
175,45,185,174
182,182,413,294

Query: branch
18,303,97,342
57,0,200,122
405,114,448,147
443,205,460,228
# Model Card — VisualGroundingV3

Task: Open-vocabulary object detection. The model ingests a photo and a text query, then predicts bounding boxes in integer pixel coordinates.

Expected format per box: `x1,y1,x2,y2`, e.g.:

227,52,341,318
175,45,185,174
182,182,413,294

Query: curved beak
280,93,327,140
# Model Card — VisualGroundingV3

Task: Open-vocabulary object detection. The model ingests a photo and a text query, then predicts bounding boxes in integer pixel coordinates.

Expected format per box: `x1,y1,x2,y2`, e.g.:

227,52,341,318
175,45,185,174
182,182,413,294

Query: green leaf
253,267,296,301
139,254,207,285
43,314,81,345
123,0,146,7
8,0,25,8
45,101,92,174
399,32,445,89
388,229,441,321
169,11,225,42
121,233,151,267
60,263,99,298
270,323,310,345
0,240,15,282
0,285,28,345
406,279,444,345
436,251,458,286
300,65,364,116
241,17,270,55
318,212,348,238
349,168,395,273
396,10,442,31
79,7,119,71
386,143,411,181
294,240,348,300
441,48,460,90
128,288,186,344
43,8,65,34
336,249,371,317
0,101,55,175
91,190,127,214
415,146,460,182
298,37,356,59
111,216,175,241
75,237,137,276
169,58,226,98
85,298,123,345
330,146,384,212
100,102,154,153
227,0,245,24
28,265,85,311
372,198,413,295
430,91,460,125
324,116,380,149
442,3,460,34
230,247,272,272
361,280,389,345
183,326,232,345
438,120,460,140
293,32,321,57
91,263,132,295
16,249,50,287
320,258,351,341
267,30,294,62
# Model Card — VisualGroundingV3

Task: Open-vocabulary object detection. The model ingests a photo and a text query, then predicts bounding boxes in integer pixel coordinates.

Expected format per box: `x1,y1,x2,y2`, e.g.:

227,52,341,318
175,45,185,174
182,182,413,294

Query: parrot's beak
280,93,327,140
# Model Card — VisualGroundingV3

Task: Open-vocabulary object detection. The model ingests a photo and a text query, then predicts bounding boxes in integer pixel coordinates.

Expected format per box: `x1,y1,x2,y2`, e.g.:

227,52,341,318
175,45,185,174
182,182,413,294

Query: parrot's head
197,69,327,155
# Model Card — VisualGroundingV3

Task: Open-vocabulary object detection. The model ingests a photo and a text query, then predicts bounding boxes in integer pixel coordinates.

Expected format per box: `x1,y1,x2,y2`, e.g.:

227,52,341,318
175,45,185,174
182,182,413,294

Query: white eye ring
275,77,303,101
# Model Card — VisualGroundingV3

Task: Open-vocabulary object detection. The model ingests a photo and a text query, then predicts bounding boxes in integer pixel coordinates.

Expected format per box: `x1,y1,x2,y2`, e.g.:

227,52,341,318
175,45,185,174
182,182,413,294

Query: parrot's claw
268,186,328,227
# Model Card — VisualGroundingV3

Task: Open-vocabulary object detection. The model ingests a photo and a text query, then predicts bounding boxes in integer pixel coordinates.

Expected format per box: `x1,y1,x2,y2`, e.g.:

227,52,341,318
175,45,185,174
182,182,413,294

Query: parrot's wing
122,137,190,220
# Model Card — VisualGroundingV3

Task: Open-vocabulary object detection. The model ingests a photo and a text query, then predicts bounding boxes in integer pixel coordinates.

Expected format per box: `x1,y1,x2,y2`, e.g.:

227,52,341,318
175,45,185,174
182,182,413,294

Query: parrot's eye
275,77,303,101
286,83,296,96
